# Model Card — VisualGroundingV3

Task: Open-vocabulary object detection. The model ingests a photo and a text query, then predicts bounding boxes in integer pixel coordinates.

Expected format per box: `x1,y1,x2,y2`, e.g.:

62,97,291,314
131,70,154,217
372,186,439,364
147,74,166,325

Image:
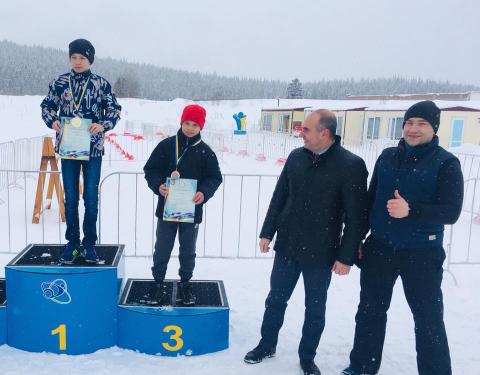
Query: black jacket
144,130,223,223
260,136,369,266
368,136,463,249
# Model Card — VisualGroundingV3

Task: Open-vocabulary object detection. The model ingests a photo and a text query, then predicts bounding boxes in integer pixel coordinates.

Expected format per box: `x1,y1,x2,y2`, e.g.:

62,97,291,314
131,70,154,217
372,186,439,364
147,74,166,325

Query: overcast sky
1,0,479,85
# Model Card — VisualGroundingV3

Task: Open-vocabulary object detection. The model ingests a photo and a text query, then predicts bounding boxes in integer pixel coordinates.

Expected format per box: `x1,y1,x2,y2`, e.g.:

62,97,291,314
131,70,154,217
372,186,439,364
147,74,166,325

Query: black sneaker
244,344,276,364
300,360,321,375
176,281,196,306
341,367,375,375
152,282,169,305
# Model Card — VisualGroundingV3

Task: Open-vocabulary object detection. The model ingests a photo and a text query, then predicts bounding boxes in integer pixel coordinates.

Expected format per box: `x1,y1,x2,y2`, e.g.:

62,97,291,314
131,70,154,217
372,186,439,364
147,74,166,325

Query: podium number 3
162,325,183,351
51,324,67,350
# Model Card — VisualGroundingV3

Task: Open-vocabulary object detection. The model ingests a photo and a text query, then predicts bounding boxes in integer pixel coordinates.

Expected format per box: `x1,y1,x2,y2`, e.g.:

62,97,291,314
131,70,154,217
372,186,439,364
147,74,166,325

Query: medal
171,170,180,180
68,76,90,111
71,117,82,127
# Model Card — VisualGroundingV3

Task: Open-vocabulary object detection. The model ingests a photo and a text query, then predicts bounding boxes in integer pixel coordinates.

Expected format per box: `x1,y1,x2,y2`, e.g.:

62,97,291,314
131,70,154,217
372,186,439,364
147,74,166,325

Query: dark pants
61,157,102,246
349,236,451,375
259,252,332,362
151,220,199,283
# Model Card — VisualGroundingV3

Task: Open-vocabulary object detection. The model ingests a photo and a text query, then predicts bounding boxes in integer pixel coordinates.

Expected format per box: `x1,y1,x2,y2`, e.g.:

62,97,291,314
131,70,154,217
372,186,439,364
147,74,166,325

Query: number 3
162,325,184,351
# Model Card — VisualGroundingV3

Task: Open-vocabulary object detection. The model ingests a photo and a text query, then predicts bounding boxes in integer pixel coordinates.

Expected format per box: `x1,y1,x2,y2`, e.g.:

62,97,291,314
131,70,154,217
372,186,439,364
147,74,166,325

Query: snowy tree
287,78,303,99
113,71,141,98
0,41,478,100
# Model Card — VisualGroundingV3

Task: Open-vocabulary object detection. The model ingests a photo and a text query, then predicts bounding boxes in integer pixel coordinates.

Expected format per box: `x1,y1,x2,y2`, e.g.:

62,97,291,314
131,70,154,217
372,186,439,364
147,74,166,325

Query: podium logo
41,279,72,305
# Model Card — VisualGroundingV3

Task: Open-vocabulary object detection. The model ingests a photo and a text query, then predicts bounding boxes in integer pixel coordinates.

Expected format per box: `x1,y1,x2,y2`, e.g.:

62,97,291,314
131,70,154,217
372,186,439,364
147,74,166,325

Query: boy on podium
40,39,121,264
144,104,222,305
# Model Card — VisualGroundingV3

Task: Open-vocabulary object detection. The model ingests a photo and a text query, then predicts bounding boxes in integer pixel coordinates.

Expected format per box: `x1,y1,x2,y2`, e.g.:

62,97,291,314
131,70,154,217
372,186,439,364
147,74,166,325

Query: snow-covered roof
262,99,377,111
262,99,480,112
363,100,480,111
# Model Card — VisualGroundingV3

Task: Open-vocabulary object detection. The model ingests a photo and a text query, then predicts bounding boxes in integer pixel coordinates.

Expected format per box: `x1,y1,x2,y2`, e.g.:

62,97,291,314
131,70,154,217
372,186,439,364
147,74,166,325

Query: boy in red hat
144,104,222,305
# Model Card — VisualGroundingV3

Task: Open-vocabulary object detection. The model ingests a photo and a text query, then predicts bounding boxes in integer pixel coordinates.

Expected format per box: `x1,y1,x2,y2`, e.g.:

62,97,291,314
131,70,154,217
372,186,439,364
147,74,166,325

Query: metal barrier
0,170,64,252
1,132,480,267
445,178,480,267
0,141,15,194
1,169,479,271
454,152,480,180
102,129,385,173
13,135,49,171
97,172,278,259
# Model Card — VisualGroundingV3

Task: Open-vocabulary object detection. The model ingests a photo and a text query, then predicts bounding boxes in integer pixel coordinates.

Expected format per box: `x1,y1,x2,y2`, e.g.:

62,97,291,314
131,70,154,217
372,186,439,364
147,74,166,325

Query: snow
0,95,479,374
0,255,478,375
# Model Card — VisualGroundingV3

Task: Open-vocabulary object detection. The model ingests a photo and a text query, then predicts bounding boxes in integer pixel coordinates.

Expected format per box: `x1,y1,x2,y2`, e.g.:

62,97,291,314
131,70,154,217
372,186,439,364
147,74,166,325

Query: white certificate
163,178,197,223
59,117,92,160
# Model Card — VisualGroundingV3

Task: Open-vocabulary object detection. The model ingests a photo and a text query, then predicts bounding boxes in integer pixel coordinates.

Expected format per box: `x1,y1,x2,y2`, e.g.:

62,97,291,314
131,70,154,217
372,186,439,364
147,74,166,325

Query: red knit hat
180,104,206,130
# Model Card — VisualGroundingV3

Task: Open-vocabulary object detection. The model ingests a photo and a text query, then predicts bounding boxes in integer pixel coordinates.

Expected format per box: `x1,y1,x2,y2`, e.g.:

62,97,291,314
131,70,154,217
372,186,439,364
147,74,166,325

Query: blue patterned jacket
41,69,122,157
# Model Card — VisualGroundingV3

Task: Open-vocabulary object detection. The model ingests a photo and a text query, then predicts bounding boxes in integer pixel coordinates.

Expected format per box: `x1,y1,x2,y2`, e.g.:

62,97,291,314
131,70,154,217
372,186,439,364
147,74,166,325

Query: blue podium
118,279,229,356
5,244,124,354
0,279,5,344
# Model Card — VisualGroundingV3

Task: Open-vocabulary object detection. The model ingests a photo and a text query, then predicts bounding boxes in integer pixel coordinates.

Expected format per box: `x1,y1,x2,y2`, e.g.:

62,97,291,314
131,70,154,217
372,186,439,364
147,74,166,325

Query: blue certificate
163,178,197,223
59,117,92,160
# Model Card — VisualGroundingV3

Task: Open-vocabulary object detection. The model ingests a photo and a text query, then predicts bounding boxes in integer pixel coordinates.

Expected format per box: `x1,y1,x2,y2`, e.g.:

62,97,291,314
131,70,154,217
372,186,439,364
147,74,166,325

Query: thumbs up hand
386,189,410,218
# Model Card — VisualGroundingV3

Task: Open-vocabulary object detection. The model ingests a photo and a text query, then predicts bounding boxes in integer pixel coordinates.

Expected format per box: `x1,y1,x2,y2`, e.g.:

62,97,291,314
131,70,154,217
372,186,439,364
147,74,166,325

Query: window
278,114,290,132
262,114,272,131
389,117,403,140
336,116,344,136
366,117,381,140
450,119,464,147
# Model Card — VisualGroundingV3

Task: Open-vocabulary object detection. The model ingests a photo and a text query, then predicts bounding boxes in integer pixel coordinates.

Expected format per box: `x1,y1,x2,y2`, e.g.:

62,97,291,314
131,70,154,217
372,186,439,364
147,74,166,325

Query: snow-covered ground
0,255,478,375
0,95,479,374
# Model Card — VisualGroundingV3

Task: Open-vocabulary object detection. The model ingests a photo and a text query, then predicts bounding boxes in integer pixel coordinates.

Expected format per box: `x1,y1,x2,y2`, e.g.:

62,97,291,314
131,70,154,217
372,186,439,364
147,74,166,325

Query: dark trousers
349,236,451,375
151,220,199,283
61,157,102,246
259,252,332,362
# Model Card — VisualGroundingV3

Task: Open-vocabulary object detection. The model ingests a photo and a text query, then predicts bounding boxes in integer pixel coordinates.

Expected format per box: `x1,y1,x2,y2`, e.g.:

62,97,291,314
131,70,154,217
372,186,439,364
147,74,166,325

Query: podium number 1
162,325,183,351
51,324,67,350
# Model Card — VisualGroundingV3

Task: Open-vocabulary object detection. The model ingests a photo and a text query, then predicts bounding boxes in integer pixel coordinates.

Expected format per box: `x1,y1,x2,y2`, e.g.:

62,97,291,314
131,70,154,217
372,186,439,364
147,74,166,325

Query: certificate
59,117,92,160
163,178,197,223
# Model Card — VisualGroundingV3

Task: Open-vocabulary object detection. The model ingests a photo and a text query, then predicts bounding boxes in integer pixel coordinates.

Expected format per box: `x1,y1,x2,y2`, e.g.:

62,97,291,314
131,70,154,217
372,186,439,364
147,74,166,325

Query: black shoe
341,366,375,375
244,344,276,364
146,282,169,305
300,360,321,375
176,281,196,306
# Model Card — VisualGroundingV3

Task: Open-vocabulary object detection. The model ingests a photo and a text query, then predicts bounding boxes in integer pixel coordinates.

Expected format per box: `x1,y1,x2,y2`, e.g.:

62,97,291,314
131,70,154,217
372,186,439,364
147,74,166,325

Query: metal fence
0,141,15,195
1,128,480,266
102,130,386,175
0,169,479,273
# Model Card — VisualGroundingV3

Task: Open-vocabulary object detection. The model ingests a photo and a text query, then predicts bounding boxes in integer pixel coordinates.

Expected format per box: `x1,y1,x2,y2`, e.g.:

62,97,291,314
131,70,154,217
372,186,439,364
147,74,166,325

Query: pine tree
113,71,141,98
287,78,303,99
0,41,478,99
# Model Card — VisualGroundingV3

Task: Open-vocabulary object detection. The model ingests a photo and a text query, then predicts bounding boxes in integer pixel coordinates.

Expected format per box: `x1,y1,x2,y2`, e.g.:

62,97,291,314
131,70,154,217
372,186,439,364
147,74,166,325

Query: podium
5,244,124,354
0,279,5,344
117,279,229,356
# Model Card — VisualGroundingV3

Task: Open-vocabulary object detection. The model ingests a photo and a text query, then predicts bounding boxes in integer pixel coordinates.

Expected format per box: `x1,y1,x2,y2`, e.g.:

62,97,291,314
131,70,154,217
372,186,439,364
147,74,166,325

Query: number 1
51,324,67,350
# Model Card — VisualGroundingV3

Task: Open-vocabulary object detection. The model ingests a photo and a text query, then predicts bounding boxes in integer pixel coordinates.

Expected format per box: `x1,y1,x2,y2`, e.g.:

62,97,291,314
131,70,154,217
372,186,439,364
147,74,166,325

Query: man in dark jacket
342,101,464,375
244,109,369,375
144,104,222,305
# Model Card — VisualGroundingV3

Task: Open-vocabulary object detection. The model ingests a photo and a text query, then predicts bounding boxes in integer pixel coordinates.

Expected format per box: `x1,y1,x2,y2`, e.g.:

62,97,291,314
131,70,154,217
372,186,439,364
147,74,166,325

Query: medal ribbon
68,76,90,111
175,134,202,170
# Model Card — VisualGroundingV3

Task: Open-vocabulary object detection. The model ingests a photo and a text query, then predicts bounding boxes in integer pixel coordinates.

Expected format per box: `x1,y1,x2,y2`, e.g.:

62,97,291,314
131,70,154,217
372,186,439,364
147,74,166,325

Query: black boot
300,360,321,375
145,282,169,306
176,281,196,306
244,344,276,364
